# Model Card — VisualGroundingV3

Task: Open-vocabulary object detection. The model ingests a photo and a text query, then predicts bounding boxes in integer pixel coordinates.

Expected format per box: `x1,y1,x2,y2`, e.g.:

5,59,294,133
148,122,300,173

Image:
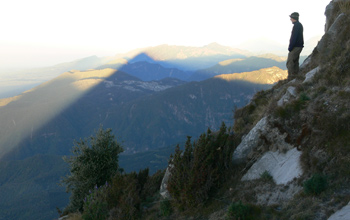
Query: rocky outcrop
159,165,172,199
232,116,294,165
277,86,297,106
303,66,320,83
232,117,269,163
328,201,350,220
241,148,303,185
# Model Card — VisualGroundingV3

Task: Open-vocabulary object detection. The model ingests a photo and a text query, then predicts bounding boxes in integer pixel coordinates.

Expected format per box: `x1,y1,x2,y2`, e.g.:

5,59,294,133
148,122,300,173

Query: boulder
241,148,303,185
232,117,268,163
159,165,172,199
328,201,350,220
232,116,294,164
303,66,320,83
277,86,297,106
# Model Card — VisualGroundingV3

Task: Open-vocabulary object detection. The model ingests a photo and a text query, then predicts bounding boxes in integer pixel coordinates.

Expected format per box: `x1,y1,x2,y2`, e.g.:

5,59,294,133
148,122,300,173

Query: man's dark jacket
288,20,304,52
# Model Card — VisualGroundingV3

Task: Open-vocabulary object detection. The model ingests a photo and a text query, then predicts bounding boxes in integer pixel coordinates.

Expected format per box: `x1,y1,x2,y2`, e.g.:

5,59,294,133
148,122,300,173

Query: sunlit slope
0,68,120,159
189,55,287,81
215,66,287,84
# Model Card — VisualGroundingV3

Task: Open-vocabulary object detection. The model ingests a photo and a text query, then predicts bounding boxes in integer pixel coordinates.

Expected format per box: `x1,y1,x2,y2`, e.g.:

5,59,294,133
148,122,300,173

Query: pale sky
0,0,330,70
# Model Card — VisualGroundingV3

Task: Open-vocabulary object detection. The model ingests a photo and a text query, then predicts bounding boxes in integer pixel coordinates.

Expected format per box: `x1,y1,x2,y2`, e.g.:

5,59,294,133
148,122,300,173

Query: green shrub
260,170,273,182
61,126,124,213
303,174,328,195
82,184,109,220
106,173,141,220
159,200,172,217
227,201,249,220
226,201,265,220
167,122,233,209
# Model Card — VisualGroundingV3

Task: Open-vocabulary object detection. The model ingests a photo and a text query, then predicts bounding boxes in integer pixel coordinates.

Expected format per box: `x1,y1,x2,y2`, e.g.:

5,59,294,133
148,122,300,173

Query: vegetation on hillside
61,127,123,214
167,122,233,209
61,122,238,219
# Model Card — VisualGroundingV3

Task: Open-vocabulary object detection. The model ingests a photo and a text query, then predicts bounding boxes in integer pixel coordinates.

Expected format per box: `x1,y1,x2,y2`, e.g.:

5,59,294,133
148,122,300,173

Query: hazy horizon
0,0,330,71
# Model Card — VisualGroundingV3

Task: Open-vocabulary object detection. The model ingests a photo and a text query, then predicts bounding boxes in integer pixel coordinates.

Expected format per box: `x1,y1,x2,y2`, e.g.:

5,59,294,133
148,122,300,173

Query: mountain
0,63,287,219
189,54,287,81
0,56,112,99
0,43,263,99
101,60,192,81
110,43,250,71
100,72,285,153
0,66,287,160
0,69,185,160
0,155,69,220
215,66,287,84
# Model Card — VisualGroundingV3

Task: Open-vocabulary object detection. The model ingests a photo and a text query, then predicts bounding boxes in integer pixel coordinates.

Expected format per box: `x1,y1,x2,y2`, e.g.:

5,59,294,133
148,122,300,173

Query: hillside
0,66,286,160
152,2,350,220
60,1,350,219
0,69,185,160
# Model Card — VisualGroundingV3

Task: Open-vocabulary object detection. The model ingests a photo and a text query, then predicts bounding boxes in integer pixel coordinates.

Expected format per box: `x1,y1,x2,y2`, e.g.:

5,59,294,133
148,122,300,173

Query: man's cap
290,12,299,20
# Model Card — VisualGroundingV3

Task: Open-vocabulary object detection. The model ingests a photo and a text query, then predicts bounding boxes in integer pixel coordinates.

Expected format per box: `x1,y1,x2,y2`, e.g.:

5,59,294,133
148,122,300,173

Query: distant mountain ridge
215,66,287,84
0,43,276,99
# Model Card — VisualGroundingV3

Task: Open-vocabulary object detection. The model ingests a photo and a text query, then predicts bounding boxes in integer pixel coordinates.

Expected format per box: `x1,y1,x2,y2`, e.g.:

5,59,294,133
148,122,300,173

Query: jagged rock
325,1,337,32
300,55,312,70
232,117,268,163
232,116,294,164
317,13,348,55
277,86,297,106
159,165,172,199
328,201,350,220
241,148,303,185
303,66,320,83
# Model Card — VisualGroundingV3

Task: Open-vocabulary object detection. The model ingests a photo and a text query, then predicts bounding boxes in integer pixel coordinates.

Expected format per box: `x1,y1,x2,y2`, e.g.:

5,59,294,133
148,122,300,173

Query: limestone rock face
328,201,350,220
241,148,303,185
232,116,294,164
277,86,297,106
303,66,320,83
232,117,268,163
159,165,172,199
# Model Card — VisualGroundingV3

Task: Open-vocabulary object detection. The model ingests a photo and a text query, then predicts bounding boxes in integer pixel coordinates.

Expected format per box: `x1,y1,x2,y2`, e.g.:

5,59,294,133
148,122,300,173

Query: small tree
167,122,233,209
61,126,123,213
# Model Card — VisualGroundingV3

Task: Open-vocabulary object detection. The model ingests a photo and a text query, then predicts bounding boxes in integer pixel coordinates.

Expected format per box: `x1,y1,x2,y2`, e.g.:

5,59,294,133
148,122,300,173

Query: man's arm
288,23,301,52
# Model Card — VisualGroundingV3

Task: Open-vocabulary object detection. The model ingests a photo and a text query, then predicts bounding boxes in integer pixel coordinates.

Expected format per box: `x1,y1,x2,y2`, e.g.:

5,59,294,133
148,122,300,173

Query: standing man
287,12,304,79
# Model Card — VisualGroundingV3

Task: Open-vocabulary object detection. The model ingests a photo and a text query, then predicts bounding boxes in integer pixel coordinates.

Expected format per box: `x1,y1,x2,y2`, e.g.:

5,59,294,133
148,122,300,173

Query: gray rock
277,86,297,106
232,116,294,164
241,148,303,185
303,66,320,83
160,165,172,199
328,201,350,220
232,117,268,163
